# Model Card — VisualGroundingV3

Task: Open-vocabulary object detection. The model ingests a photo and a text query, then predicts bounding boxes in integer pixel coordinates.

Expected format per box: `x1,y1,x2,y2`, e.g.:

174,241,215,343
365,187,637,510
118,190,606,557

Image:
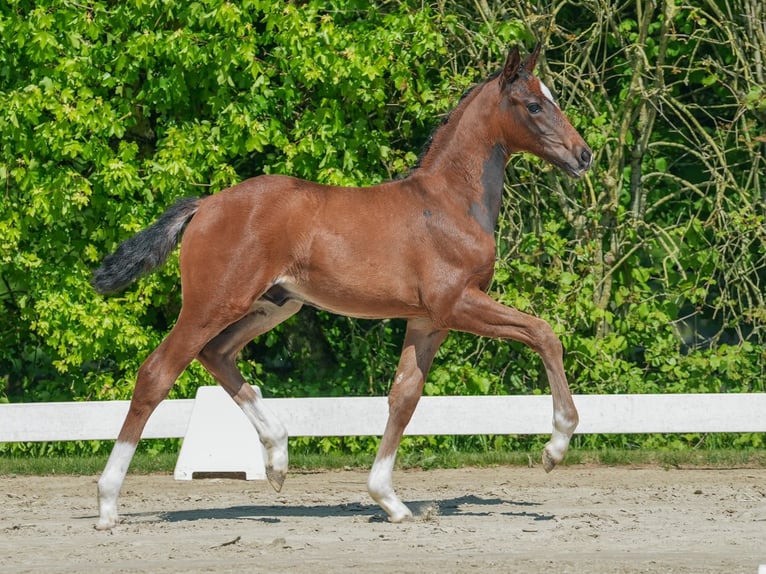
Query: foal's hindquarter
95,46,591,529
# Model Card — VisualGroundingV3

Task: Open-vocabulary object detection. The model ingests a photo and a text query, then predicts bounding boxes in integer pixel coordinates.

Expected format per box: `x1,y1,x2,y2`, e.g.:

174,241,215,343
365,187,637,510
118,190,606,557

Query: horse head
498,45,592,178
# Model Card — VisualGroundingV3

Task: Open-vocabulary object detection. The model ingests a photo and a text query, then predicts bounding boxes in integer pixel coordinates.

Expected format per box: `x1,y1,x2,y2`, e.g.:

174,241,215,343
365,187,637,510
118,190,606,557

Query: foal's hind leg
368,318,447,522
96,309,238,530
197,299,302,491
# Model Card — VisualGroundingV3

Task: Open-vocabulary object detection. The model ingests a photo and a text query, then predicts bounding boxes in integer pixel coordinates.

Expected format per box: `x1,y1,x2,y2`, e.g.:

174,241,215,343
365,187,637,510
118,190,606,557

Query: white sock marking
237,387,288,479
368,454,413,522
97,440,137,528
368,454,396,500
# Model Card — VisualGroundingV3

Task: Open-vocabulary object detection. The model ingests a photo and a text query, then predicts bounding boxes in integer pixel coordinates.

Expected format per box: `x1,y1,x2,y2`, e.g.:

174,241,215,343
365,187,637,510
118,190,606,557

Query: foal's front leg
446,287,579,471
367,318,447,522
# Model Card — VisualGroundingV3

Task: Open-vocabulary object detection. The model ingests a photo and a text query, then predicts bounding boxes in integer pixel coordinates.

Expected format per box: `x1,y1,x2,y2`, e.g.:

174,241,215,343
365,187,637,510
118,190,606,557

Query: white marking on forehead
538,79,558,107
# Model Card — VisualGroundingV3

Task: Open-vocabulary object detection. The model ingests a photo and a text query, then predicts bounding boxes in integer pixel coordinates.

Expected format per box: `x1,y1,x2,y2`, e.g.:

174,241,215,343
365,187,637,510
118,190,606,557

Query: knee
529,318,563,357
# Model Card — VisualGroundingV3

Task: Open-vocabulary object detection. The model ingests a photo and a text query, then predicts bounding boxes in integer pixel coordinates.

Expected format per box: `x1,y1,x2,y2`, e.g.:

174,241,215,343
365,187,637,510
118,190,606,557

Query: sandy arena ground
1,466,764,573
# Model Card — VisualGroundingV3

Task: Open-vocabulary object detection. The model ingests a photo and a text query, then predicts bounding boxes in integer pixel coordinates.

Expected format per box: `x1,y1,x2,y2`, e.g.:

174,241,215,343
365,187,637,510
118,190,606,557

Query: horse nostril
581,147,592,166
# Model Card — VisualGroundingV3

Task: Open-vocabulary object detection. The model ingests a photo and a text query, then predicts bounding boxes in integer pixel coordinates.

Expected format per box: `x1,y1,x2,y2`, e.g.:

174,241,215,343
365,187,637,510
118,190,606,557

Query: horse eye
527,103,542,114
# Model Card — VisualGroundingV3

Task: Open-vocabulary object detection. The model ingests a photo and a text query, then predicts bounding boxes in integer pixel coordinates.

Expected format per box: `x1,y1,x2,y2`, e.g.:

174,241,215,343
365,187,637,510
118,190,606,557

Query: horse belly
272,276,424,320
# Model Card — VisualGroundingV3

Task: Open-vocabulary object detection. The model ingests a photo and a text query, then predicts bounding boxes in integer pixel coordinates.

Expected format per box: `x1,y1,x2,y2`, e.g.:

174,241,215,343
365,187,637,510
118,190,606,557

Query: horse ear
500,47,522,87
522,43,542,72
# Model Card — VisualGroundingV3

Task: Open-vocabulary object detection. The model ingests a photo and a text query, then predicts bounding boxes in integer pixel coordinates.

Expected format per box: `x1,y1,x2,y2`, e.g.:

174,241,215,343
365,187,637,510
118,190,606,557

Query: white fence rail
2,391,765,443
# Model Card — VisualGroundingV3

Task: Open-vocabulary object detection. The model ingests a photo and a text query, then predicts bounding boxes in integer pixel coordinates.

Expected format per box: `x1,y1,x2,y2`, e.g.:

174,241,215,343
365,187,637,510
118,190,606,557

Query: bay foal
92,45,592,529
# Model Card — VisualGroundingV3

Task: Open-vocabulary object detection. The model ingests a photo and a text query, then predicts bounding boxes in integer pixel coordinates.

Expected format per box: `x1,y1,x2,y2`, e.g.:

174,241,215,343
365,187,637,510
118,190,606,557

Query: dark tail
91,197,201,294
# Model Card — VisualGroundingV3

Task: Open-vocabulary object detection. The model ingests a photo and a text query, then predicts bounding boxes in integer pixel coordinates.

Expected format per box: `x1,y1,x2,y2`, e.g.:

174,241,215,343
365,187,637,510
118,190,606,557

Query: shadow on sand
139,494,555,525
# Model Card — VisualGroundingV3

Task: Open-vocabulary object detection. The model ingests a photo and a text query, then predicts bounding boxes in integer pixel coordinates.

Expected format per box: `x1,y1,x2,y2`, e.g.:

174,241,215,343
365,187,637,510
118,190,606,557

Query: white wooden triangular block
174,386,267,480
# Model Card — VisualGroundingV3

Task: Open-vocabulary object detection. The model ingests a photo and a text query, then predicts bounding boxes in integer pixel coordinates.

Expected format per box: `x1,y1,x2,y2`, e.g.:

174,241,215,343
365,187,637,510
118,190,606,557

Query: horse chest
422,213,497,275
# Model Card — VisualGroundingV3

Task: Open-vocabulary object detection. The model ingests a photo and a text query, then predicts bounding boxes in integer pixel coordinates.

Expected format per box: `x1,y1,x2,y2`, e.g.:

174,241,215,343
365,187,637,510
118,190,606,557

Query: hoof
94,517,119,531
388,507,414,524
266,467,286,492
542,446,557,473
381,498,413,523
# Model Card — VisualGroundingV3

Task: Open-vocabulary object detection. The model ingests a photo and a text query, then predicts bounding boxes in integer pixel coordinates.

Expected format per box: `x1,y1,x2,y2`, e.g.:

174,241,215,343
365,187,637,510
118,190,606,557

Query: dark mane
408,71,502,174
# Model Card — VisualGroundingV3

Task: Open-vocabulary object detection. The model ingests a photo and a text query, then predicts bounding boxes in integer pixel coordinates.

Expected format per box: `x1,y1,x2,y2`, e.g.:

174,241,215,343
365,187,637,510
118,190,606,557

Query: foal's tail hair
91,197,201,295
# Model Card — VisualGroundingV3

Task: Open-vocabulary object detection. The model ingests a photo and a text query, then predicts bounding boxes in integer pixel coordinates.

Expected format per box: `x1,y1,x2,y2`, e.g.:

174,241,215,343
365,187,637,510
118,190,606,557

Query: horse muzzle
565,146,593,178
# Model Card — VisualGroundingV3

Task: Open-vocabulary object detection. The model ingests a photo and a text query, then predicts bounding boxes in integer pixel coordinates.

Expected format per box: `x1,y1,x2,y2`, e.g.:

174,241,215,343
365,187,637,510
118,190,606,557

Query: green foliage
1,0,764,458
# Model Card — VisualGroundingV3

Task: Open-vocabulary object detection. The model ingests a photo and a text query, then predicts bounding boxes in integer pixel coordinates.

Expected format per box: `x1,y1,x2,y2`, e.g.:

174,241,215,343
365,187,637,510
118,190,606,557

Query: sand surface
1,466,765,573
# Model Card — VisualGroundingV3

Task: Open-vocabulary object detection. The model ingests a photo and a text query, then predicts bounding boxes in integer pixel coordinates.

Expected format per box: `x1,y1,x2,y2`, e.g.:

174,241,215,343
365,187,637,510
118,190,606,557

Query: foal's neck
414,80,509,233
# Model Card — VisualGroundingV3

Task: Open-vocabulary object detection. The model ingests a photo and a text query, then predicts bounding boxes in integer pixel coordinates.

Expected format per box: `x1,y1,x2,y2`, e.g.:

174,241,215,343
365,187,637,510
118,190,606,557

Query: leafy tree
1,0,763,455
